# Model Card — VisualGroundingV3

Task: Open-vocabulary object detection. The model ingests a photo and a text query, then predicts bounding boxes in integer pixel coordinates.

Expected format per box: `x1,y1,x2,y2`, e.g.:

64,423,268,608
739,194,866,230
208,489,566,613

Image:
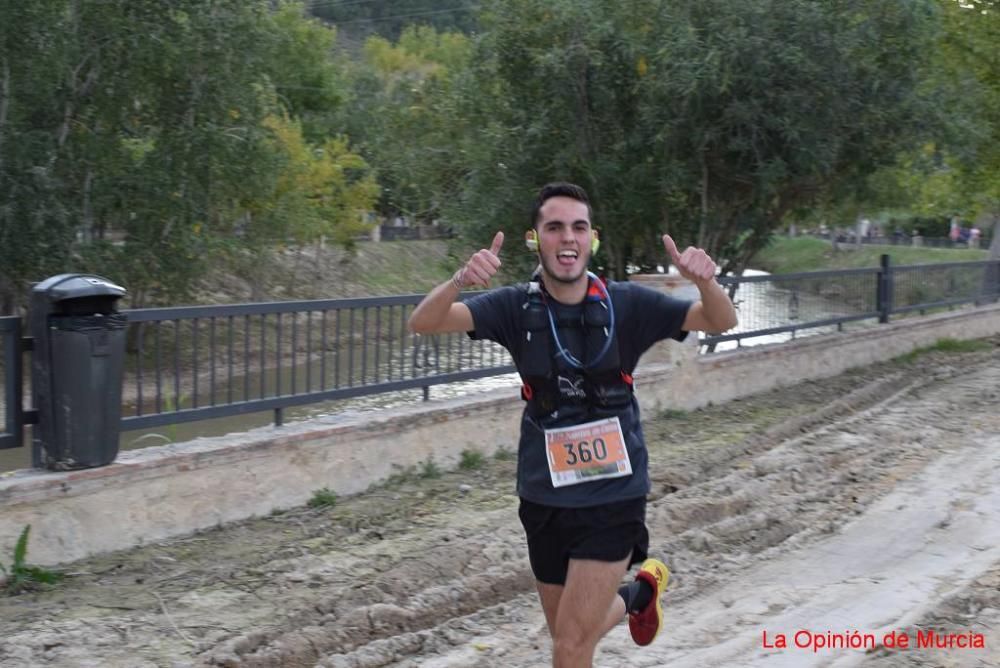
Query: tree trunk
613,243,626,281
81,167,94,243
697,153,708,248
0,60,9,175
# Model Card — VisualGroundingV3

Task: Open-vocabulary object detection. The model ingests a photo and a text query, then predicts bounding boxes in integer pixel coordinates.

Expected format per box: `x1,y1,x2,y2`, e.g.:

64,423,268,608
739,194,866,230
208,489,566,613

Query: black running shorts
517,496,648,585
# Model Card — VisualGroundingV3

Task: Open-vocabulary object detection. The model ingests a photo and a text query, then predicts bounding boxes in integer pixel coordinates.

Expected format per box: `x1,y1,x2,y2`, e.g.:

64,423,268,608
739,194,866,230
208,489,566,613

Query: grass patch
419,457,442,479
307,487,339,508
752,237,988,274
369,456,442,488
459,449,485,470
1,525,63,596
493,446,516,461
659,408,689,420
894,337,993,363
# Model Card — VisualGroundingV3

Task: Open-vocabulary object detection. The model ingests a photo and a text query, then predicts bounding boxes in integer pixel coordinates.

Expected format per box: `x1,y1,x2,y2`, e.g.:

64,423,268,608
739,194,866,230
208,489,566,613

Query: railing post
878,254,892,324
1,318,25,451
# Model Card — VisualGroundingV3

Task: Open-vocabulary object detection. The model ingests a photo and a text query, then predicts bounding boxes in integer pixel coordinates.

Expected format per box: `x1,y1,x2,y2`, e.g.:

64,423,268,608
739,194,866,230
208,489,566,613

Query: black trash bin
30,274,128,470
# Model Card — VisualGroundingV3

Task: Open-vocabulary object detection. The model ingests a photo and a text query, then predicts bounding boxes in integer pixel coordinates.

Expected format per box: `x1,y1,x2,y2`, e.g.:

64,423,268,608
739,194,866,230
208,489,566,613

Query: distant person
408,182,737,666
858,217,871,243
950,217,961,244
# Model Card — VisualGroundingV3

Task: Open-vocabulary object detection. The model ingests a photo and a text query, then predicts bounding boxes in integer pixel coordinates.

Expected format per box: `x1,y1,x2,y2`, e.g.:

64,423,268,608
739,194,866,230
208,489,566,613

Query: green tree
338,26,474,224
245,114,377,248
936,0,1000,229
0,1,366,312
447,0,940,278
649,0,943,270
849,1,998,239
72,1,293,308
443,0,666,278
265,4,346,142
0,1,87,313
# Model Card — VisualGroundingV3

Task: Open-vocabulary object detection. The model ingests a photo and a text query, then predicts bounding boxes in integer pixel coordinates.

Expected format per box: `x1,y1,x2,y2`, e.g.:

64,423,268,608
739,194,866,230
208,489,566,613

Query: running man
408,182,737,667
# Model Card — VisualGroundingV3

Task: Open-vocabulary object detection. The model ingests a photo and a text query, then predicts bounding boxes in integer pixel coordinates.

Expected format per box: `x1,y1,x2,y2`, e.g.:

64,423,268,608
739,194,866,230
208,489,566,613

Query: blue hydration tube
545,271,616,370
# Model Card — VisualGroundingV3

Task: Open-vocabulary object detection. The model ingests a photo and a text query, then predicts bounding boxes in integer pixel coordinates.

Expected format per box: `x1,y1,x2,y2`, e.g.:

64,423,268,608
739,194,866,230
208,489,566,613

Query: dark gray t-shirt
465,280,691,507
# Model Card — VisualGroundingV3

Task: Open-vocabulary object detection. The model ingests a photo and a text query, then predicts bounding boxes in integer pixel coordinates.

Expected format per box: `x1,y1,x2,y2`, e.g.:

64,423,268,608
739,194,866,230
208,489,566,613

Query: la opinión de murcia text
762,629,986,653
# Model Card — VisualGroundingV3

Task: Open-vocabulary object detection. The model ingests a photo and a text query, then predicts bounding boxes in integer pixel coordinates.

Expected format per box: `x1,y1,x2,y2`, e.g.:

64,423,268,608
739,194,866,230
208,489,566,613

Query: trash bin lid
33,274,127,302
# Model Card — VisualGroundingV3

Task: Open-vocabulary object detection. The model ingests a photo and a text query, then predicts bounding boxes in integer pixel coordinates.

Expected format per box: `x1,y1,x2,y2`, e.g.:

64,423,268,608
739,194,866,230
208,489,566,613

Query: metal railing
2,257,999,456
120,294,514,432
702,267,881,348
701,258,1000,349
891,260,1000,314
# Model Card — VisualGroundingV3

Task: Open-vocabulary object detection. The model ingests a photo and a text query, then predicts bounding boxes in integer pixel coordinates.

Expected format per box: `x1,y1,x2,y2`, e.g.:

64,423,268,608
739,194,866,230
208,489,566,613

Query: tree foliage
933,0,999,222
337,25,474,223
253,114,378,249
0,1,372,312
2,0,994,312
846,1,998,233
441,0,941,278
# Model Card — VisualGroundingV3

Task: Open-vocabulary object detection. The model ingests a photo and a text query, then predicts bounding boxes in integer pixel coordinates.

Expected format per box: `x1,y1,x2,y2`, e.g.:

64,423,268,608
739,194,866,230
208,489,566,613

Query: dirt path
2,339,999,667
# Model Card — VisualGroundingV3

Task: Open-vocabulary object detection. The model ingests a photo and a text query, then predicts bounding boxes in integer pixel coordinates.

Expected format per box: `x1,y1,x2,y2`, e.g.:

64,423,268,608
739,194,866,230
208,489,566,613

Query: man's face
533,196,593,285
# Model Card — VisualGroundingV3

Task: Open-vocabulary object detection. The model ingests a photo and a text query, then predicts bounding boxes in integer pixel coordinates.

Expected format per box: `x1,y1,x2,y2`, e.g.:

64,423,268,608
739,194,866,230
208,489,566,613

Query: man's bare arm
408,282,474,334
662,234,738,334
408,232,504,334
682,280,738,334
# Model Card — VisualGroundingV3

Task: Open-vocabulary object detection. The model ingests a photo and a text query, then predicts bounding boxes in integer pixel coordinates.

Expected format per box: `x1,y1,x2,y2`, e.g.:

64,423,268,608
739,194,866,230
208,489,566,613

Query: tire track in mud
2,343,998,668
211,375,919,667
860,562,1000,668
314,356,1000,668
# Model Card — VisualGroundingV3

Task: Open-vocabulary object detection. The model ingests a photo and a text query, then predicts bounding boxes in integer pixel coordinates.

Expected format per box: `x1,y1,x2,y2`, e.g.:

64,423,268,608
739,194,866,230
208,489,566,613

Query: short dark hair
530,182,592,228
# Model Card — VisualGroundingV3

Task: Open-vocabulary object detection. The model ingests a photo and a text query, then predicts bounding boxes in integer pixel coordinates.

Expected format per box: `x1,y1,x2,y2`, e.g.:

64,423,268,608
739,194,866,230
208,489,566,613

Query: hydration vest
518,277,634,418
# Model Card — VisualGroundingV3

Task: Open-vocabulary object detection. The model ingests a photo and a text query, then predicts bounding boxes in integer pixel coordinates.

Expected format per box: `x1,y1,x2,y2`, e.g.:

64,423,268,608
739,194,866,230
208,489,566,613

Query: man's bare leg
536,580,563,638
537,579,626,636
542,556,629,668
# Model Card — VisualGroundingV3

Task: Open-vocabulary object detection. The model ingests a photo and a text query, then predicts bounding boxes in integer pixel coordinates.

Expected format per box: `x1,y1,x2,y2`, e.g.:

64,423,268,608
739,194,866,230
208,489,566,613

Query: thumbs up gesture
454,231,504,289
662,235,717,284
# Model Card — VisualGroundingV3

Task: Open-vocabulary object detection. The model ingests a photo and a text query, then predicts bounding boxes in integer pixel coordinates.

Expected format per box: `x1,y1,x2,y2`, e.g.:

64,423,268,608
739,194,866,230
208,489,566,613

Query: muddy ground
2,339,1000,667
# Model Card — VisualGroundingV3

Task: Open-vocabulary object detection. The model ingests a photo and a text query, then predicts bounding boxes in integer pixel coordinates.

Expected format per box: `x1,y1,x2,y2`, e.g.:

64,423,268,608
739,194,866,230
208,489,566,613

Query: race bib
545,417,632,488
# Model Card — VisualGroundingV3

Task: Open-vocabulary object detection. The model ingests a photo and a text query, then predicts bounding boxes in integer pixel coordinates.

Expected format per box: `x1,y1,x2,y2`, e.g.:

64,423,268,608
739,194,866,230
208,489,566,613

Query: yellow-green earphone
525,230,600,254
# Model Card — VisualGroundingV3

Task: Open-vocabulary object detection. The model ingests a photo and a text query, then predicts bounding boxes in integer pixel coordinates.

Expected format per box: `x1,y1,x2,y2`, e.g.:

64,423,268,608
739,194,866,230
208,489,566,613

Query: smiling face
532,195,594,286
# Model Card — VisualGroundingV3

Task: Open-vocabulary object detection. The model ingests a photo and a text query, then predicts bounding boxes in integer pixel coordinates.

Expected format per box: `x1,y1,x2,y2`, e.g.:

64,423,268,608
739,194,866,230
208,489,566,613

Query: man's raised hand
662,234,717,283
454,231,504,289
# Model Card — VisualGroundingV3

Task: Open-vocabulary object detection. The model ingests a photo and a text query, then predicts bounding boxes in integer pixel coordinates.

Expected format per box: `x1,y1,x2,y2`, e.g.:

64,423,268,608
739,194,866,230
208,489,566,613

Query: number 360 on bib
544,417,632,488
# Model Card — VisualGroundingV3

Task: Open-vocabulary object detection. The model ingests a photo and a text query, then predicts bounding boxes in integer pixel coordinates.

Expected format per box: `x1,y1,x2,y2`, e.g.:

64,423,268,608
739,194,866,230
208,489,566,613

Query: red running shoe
628,558,669,646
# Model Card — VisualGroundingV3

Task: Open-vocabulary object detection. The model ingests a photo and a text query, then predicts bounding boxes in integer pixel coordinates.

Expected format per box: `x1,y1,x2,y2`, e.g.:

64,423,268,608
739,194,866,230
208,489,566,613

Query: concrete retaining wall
3,301,999,566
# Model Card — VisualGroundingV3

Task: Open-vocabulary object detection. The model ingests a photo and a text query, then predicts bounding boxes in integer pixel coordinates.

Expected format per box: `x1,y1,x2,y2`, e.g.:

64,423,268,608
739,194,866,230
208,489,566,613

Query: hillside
195,239,502,306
